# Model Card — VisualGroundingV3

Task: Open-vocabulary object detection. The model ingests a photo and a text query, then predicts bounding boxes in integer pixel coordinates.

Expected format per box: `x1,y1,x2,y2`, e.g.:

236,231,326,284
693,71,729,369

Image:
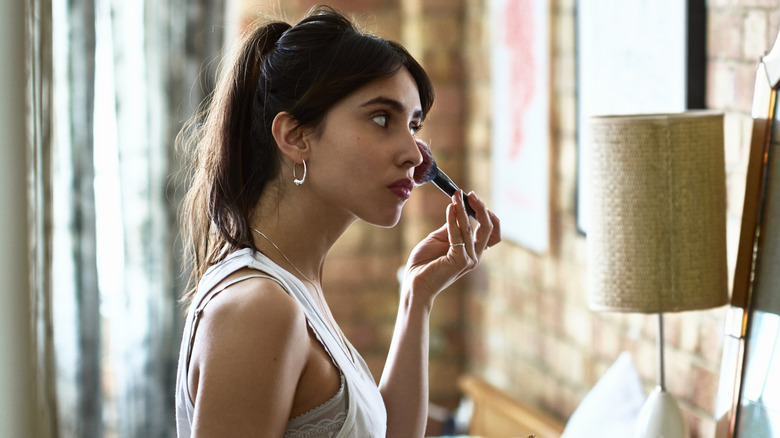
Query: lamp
586,111,729,438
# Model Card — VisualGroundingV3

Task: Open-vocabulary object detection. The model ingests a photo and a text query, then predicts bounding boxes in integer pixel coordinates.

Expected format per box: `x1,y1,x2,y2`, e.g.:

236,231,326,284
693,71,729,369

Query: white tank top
175,248,387,437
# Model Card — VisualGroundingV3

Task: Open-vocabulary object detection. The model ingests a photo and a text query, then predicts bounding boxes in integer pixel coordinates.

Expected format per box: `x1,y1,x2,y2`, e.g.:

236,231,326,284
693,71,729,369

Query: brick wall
463,1,780,438
238,0,779,436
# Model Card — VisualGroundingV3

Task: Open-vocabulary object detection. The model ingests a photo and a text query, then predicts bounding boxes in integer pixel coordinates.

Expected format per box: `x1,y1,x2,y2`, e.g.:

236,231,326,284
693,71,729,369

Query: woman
175,5,500,437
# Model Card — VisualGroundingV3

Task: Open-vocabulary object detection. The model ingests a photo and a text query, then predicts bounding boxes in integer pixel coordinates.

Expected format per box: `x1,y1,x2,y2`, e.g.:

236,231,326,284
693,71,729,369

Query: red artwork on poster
503,0,535,161
491,0,549,253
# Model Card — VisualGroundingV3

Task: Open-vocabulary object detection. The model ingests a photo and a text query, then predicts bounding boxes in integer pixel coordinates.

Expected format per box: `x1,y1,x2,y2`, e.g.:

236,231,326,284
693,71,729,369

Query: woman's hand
401,189,501,305
383,190,499,437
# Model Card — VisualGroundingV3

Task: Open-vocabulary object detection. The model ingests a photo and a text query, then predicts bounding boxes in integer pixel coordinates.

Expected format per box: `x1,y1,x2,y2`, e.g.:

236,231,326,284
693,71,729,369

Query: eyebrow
361,96,424,120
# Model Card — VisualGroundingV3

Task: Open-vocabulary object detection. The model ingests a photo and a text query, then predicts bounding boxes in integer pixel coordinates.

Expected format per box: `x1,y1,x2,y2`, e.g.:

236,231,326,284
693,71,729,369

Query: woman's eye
372,115,388,127
410,123,423,135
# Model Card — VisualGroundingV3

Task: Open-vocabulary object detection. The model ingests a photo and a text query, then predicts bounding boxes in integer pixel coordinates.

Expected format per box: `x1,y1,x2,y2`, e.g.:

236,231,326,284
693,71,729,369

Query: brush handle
432,169,477,218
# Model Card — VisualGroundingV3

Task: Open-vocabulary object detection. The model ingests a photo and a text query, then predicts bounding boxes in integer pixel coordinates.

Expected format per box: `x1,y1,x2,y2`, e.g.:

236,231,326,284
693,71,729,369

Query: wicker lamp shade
586,111,729,313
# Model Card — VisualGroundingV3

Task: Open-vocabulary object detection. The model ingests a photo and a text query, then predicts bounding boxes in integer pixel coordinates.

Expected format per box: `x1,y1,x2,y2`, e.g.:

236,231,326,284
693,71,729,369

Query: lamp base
636,386,689,438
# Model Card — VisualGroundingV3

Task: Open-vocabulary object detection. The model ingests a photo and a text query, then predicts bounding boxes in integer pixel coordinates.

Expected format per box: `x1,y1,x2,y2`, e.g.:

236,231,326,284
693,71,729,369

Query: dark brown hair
178,5,435,303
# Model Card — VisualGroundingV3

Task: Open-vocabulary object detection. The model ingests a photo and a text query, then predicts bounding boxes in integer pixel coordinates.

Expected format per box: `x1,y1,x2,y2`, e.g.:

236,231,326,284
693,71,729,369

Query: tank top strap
185,273,281,377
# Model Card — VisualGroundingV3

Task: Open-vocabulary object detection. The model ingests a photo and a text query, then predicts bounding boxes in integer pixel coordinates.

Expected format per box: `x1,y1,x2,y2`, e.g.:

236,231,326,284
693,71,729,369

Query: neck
251,227,320,285
250,181,355,284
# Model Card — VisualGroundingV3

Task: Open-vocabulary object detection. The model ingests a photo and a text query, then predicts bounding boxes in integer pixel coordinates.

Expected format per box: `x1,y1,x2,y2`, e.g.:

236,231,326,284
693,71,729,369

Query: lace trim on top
284,374,348,438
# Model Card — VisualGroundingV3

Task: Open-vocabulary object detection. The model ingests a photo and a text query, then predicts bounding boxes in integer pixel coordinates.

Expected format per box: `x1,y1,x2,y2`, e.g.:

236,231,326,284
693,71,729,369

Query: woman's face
305,68,425,227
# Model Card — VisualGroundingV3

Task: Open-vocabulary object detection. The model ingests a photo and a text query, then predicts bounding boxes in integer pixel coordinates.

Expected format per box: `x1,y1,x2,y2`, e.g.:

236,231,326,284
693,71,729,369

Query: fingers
405,190,500,300
445,202,465,253
447,190,499,261
456,191,477,256
486,209,502,247
467,192,497,257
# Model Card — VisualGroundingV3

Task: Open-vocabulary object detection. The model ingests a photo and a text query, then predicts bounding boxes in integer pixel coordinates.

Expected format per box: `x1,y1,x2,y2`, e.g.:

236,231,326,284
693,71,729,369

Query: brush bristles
413,141,477,218
413,141,438,185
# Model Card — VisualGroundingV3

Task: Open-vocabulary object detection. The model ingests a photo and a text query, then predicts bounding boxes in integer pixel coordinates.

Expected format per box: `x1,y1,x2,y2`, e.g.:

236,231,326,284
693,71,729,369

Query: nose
399,133,423,169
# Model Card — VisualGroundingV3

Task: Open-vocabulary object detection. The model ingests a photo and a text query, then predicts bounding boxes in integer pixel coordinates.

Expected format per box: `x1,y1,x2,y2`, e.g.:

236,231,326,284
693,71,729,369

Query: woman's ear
271,111,309,162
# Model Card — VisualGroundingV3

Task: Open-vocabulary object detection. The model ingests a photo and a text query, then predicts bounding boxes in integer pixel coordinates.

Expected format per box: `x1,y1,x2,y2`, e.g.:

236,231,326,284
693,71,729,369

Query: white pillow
561,352,645,438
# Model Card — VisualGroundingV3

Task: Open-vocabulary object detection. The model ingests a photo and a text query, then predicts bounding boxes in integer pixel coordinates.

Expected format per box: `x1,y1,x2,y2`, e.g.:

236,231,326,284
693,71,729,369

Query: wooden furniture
458,375,566,438
714,28,780,437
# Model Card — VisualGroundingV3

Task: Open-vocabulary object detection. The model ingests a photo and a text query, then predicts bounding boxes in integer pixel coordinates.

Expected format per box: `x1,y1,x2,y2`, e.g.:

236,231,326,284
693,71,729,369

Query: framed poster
576,0,706,233
491,0,550,253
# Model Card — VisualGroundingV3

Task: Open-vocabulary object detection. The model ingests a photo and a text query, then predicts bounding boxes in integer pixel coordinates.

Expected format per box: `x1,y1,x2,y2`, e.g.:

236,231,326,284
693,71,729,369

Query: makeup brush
413,142,477,218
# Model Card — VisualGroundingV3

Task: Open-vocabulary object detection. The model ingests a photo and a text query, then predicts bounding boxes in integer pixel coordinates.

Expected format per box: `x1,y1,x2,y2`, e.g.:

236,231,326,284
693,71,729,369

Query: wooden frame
714,30,780,438
458,375,565,438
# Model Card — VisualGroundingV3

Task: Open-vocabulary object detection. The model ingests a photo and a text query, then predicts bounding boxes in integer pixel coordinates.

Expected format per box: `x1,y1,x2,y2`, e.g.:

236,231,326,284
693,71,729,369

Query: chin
364,206,404,228
372,215,403,229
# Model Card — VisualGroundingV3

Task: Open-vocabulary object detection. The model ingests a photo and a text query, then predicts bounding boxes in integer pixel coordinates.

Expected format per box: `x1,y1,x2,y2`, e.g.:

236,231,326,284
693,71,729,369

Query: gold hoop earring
293,160,307,186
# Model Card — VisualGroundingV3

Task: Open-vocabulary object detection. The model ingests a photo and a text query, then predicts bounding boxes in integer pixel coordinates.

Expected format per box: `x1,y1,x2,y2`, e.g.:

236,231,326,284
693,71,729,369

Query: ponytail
179,20,290,302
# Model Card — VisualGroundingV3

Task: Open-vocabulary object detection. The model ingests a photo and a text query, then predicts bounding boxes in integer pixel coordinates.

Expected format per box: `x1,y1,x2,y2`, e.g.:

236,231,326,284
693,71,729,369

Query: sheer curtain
28,0,225,436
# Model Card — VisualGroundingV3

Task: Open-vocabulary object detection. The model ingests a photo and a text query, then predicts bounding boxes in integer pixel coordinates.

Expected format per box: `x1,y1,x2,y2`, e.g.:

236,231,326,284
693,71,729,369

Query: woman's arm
379,190,501,437
189,279,309,437
379,287,433,438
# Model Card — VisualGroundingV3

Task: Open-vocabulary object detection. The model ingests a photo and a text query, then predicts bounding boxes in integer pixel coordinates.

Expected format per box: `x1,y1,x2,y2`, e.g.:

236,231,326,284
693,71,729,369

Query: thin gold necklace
251,227,355,363
252,228,317,286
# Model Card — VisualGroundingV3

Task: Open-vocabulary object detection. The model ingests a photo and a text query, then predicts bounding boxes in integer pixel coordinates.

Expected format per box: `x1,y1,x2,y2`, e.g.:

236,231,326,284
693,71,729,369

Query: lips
388,179,414,200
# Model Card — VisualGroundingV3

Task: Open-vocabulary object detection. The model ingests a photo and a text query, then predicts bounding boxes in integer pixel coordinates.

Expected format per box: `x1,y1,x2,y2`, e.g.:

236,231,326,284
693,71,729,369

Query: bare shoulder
199,268,306,336
192,268,308,356
188,267,309,435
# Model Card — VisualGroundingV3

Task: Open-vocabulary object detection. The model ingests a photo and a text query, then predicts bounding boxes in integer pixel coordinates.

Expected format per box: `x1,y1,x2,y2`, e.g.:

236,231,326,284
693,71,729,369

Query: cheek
314,141,365,187
314,127,384,188
336,136,376,175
